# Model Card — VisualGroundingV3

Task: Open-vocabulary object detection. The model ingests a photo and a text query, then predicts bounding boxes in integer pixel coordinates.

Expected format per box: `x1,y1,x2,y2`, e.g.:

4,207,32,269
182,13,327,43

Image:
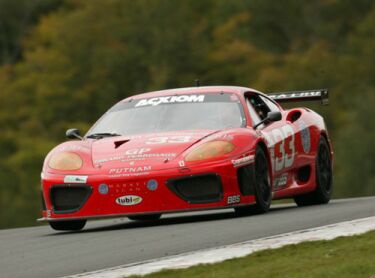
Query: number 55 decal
146,136,192,145
264,125,295,172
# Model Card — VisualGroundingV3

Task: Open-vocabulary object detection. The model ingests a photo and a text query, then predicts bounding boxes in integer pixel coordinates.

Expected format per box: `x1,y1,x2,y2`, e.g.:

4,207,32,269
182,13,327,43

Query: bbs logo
227,195,240,205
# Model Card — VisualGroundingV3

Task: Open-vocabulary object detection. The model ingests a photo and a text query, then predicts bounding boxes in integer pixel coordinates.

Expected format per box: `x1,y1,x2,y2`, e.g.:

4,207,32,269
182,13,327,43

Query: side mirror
253,111,282,129
66,128,82,140
267,111,282,122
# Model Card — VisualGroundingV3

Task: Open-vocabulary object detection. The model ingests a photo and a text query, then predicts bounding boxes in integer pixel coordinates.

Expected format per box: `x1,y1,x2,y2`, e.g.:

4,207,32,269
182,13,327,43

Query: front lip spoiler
37,202,255,222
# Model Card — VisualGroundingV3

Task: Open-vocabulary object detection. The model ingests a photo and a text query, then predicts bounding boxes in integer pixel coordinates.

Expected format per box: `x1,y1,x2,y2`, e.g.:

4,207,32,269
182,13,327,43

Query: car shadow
45,203,298,236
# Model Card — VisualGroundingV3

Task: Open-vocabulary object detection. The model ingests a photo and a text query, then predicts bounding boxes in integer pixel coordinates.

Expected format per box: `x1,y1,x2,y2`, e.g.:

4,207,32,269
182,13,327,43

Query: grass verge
131,230,375,278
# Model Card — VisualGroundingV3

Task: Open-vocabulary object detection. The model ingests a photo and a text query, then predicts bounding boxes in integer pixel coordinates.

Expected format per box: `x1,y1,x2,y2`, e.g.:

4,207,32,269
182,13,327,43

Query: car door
246,93,298,191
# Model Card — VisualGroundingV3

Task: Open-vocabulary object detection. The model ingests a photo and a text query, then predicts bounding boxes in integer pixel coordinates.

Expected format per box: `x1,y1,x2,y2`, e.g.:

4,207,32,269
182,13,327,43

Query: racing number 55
146,136,191,145
265,125,295,172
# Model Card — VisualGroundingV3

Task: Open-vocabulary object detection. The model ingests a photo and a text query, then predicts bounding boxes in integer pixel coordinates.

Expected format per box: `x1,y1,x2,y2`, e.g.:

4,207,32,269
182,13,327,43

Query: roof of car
123,86,263,101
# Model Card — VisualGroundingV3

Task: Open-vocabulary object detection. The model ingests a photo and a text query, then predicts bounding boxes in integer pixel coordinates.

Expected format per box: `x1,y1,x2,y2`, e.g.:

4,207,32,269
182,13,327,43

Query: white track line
66,216,375,278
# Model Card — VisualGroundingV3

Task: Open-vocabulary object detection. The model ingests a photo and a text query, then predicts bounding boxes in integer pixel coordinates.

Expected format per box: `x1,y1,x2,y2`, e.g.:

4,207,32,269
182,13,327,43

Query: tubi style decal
116,195,143,206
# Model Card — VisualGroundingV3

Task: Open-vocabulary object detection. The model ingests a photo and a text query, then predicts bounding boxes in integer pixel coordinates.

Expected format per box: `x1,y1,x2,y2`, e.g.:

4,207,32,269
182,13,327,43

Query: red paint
40,86,333,221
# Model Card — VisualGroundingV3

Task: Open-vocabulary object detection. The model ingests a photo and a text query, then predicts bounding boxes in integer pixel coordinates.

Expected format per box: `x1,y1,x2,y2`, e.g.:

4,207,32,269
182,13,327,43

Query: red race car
39,86,333,231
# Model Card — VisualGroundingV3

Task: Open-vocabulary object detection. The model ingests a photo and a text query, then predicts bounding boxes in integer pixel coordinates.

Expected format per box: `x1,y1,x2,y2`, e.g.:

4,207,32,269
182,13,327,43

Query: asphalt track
1,197,374,278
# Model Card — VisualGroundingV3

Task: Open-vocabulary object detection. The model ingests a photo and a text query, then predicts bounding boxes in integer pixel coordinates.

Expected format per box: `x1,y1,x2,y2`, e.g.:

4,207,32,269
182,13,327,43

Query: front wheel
294,136,333,206
235,146,272,215
49,220,86,231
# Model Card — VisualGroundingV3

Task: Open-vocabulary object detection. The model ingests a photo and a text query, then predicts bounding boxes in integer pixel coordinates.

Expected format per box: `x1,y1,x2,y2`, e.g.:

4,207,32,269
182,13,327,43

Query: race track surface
1,197,374,278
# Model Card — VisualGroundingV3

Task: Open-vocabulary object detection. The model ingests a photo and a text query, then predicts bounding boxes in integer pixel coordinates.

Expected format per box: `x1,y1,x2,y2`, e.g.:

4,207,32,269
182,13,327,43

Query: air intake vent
41,191,46,210
237,165,256,196
167,174,223,204
50,185,92,214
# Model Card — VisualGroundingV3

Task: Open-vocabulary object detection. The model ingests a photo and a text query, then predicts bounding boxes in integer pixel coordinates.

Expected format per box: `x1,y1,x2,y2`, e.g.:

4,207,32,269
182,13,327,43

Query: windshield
87,93,246,137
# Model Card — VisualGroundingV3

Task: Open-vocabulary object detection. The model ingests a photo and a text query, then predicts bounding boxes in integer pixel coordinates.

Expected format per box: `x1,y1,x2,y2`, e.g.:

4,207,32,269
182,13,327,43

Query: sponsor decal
227,195,241,205
147,179,158,191
47,209,51,217
98,183,109,195
269,91,322,100
109,166,152,175
94,155,125,164
299,120,311,154
178,160,185,167
109,172,151,178
126,153,176,159
232,155,254,167
273,173,288,189
94,153,176,164
64,175,88,184
116,195,143,206
109,182,143,189
135,95,205,107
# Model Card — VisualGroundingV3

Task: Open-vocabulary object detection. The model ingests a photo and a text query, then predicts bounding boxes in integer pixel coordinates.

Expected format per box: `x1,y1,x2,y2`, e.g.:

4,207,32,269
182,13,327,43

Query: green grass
271,199,294,204
131,230,375,278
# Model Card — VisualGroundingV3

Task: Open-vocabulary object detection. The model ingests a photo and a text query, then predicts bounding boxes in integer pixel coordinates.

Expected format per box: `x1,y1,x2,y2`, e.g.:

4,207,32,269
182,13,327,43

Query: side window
246,98,261,126
246,94,270,121
260,95,281,113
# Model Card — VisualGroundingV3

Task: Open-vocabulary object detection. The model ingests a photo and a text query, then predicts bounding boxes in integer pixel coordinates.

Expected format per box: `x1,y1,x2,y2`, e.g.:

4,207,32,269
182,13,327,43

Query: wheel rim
317,142,332,193
256,153,271,203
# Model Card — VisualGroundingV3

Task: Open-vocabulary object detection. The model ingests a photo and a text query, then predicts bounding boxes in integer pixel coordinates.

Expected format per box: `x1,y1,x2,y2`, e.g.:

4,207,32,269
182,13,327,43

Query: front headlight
185,141,235,162
48,152,83,171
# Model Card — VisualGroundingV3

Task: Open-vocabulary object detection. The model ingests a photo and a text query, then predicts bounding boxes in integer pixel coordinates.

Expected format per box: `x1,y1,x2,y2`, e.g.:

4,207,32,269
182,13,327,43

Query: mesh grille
167,174,223,204
50,186,91,213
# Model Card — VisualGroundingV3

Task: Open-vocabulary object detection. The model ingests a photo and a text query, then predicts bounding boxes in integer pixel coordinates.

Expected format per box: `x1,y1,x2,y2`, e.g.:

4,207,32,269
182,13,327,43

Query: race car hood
90,130,219,170
44,128,257,175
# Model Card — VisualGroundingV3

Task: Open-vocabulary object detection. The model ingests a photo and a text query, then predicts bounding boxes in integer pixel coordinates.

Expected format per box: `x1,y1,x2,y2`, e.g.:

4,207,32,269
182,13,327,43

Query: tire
49,220,86,231
294,136,333,206
128,214,162,221
235,146,272,215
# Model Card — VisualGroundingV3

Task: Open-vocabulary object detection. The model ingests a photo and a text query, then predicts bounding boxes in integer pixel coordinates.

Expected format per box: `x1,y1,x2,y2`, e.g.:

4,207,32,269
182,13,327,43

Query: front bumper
39,160,256,221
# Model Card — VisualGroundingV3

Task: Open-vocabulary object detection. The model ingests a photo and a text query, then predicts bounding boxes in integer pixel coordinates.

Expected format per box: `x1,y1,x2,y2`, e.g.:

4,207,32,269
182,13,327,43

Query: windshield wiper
86,132,121,139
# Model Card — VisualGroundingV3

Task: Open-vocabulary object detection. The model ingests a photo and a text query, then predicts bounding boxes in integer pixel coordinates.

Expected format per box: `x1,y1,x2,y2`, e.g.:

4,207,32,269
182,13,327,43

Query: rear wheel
128,214,162,221
294,136,333,206
235,146,272,215
49,220,86,231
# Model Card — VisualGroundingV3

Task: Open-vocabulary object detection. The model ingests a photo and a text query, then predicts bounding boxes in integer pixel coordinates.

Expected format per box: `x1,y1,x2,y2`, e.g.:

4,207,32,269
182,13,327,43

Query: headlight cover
48,152,83,171
185,141,235,162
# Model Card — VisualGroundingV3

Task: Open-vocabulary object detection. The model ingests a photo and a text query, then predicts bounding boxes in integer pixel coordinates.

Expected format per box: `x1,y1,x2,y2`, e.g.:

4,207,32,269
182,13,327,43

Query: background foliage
0,0,374,228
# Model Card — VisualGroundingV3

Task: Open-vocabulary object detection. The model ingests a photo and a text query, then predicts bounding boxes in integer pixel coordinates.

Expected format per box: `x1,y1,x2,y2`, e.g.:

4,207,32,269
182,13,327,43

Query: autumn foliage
0,0,374,228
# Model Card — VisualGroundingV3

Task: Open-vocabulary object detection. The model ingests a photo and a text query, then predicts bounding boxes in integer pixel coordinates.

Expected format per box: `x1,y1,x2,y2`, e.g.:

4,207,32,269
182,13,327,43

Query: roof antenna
195,79,200,87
